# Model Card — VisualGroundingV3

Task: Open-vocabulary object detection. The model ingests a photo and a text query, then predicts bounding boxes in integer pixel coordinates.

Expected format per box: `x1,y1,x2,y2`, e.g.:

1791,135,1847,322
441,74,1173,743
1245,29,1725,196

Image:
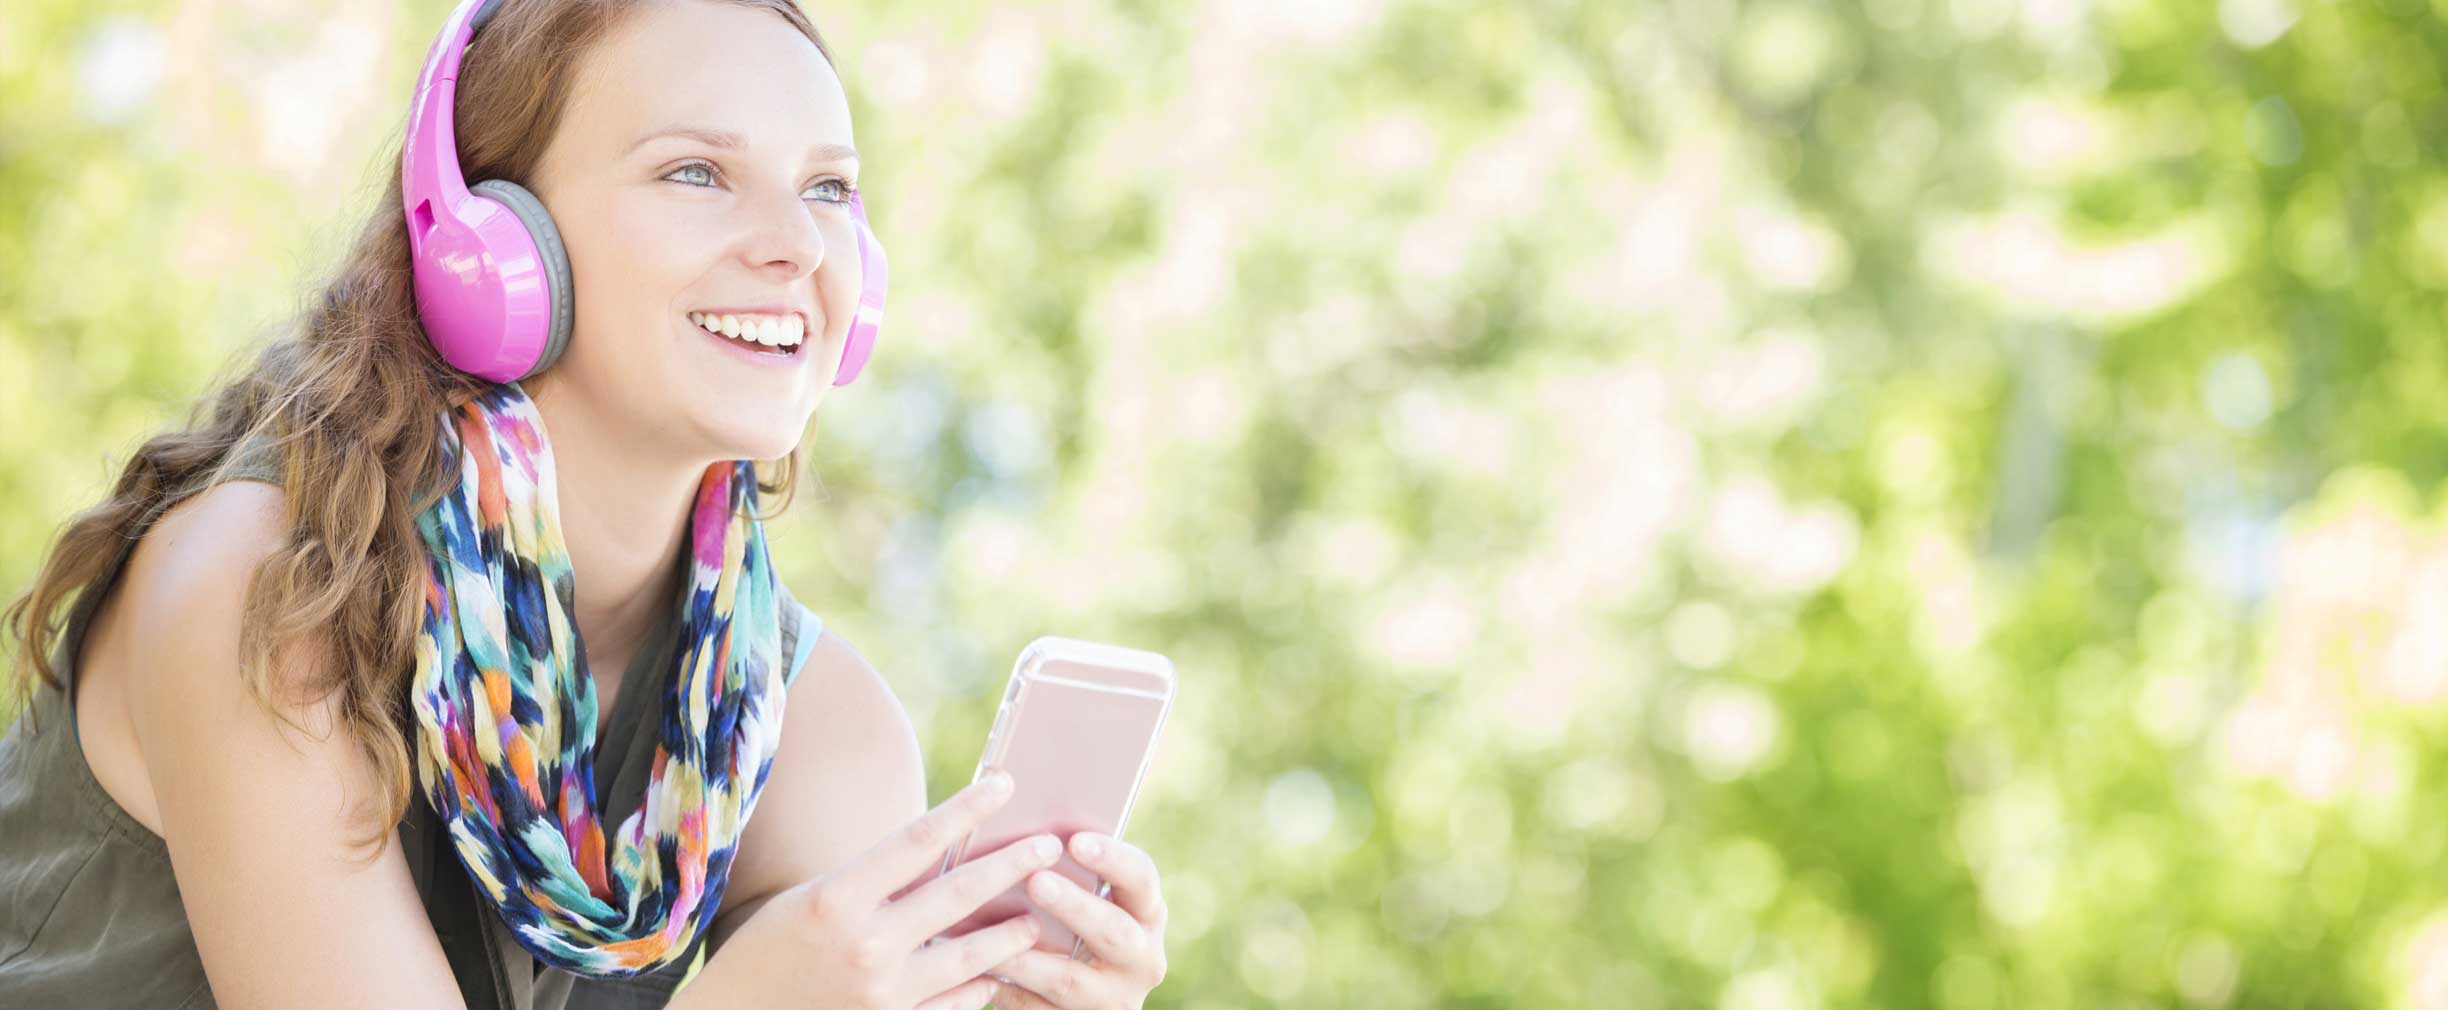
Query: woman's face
525,0,860,463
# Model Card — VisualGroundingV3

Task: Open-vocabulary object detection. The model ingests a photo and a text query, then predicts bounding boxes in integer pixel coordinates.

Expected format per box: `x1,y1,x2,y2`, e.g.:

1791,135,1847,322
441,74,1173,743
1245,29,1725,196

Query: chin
701,413,810,465
661,372,824,467
716,434,804,466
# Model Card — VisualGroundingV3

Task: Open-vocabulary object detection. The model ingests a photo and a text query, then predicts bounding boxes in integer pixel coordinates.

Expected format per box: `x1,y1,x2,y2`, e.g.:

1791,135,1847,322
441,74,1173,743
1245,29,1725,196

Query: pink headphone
402,0,888,385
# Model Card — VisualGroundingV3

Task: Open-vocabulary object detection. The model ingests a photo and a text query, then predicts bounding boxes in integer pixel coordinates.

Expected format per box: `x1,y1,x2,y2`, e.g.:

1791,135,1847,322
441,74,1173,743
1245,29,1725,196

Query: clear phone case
935,635,1176,960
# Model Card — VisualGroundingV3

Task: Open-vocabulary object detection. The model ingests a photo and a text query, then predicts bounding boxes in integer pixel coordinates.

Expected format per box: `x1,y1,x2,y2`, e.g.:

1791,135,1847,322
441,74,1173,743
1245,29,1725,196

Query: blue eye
806,178,854,204
664,159,853,204
667,162,718,187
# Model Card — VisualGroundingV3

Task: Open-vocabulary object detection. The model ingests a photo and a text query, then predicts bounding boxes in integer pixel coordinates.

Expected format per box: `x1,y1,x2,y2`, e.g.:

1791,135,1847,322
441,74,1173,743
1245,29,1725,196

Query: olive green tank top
0,440,811,1009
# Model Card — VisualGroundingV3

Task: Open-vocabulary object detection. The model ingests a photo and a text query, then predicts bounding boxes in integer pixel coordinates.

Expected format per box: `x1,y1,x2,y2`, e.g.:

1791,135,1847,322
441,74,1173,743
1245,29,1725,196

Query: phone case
935,635,1176,960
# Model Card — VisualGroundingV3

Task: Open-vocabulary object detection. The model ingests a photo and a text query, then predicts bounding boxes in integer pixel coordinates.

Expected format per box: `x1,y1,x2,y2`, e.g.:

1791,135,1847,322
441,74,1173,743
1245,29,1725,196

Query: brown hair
2,0,833,853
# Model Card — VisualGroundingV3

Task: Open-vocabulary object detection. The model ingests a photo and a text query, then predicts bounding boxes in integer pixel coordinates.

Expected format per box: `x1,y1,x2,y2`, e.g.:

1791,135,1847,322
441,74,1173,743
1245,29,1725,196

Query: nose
740,183,827,279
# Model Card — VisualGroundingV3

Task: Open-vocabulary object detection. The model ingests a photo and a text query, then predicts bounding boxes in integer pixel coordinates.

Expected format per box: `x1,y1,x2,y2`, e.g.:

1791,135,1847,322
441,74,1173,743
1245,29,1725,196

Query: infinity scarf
408,383,793,977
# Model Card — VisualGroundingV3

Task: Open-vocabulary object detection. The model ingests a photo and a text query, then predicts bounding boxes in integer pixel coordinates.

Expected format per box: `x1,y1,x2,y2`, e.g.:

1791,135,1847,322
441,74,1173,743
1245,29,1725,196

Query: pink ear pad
834,194,887,387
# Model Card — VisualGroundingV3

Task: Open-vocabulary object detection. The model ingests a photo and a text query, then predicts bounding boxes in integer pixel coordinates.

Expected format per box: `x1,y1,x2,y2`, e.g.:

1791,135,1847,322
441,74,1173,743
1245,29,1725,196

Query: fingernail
985,770,1013,795
1075,834,1103,860
1032,835,1060,860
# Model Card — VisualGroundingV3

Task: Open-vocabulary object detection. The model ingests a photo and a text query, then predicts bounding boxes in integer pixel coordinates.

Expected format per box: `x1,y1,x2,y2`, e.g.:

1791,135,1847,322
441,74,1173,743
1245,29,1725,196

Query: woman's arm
122,481,469,1010
705,629,928,954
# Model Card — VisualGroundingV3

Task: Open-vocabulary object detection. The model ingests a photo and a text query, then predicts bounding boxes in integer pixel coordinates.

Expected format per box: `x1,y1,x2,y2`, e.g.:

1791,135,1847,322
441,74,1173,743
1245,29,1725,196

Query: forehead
563,0,852,150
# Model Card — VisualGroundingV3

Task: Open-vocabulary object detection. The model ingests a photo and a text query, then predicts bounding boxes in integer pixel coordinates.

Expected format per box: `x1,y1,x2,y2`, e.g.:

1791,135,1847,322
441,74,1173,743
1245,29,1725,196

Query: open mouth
689,311,804,357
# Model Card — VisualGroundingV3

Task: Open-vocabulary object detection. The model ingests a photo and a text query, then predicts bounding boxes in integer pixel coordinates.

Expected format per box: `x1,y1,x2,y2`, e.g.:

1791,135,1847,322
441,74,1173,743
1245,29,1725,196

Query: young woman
0,1,1169,1008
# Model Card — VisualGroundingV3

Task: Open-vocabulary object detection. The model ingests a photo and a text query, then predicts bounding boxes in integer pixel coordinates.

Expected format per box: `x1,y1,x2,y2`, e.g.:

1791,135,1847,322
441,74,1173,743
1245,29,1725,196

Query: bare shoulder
714,625,929,944
114,476,330,730
786,629,927,810
106,479,468,1009
74,479,294,833
110,479,350,753
123,479,290,613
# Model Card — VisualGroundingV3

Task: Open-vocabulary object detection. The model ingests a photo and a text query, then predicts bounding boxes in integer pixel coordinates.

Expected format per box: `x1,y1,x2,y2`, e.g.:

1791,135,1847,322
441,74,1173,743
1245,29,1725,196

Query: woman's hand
672,771,1061,1010
983,832,1170,1009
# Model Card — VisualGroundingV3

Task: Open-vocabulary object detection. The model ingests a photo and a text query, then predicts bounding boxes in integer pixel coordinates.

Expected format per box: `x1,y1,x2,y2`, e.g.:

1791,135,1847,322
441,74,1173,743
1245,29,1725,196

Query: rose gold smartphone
934,635,1176,959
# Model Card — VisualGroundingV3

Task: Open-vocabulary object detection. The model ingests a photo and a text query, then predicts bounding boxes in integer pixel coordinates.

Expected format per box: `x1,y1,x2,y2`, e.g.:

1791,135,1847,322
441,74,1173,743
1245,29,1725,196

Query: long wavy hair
2,0,832,852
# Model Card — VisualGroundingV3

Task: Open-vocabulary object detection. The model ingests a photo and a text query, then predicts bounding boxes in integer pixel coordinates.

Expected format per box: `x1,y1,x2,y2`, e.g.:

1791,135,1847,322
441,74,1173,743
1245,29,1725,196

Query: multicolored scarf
408,383,794,977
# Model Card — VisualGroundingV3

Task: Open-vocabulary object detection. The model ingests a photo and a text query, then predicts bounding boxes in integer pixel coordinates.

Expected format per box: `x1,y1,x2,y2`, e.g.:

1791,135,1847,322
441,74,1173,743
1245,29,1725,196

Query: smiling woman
511,0,867,462
0,1,1118,1009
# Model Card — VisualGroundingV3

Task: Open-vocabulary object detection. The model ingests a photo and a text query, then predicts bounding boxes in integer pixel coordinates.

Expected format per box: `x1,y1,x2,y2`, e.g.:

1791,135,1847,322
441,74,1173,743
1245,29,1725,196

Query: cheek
576,198,707,298
817,222,863,323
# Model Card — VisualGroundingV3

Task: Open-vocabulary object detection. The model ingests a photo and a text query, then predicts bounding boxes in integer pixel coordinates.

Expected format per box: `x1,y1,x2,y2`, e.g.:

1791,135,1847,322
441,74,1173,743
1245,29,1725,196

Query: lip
687,307,811,368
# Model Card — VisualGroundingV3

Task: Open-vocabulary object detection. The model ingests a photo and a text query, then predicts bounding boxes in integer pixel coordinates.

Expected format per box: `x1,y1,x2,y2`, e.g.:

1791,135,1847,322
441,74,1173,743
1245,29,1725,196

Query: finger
908,912,1041,1001
988,949,1115,1010
1068,833,1168,930
912,973,1004,1010
985,981,1056,1010
1024,869,1153,970
883,832,1064,947
844,771,1015,908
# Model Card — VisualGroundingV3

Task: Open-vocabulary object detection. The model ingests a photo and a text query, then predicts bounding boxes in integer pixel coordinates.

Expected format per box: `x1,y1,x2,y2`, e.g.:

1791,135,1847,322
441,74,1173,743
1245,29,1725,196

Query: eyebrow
627,125,858,163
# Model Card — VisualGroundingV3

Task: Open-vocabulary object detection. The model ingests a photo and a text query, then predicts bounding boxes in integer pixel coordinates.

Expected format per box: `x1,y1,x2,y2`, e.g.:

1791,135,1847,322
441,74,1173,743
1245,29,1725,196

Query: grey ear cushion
469,0,507,32
470,178,575,379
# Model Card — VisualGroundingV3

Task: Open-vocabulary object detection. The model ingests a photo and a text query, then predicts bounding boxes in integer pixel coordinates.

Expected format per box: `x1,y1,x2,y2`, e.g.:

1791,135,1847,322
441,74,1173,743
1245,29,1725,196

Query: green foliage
6,0,2448,1006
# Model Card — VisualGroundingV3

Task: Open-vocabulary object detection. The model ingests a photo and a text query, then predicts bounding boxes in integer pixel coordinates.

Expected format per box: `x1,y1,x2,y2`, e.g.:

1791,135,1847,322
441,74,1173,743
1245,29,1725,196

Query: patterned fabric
408,383,793,978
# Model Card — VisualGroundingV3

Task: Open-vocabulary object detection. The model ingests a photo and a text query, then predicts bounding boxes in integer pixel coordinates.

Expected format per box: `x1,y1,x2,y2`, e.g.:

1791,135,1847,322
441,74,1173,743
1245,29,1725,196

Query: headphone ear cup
469,178,576,379
834,207,887,387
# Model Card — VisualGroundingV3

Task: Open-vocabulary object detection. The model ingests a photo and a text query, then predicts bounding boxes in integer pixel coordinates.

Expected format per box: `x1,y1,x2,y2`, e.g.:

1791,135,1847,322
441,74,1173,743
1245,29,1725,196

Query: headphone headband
403,0,498,255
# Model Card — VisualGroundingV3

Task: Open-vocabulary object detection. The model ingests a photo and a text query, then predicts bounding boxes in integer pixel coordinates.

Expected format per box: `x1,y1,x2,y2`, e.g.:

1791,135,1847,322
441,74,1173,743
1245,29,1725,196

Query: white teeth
689,311,803,350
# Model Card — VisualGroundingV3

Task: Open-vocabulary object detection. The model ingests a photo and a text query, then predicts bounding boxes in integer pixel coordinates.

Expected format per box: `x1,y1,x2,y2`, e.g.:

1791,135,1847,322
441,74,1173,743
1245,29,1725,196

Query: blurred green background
7,0,2448,1007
